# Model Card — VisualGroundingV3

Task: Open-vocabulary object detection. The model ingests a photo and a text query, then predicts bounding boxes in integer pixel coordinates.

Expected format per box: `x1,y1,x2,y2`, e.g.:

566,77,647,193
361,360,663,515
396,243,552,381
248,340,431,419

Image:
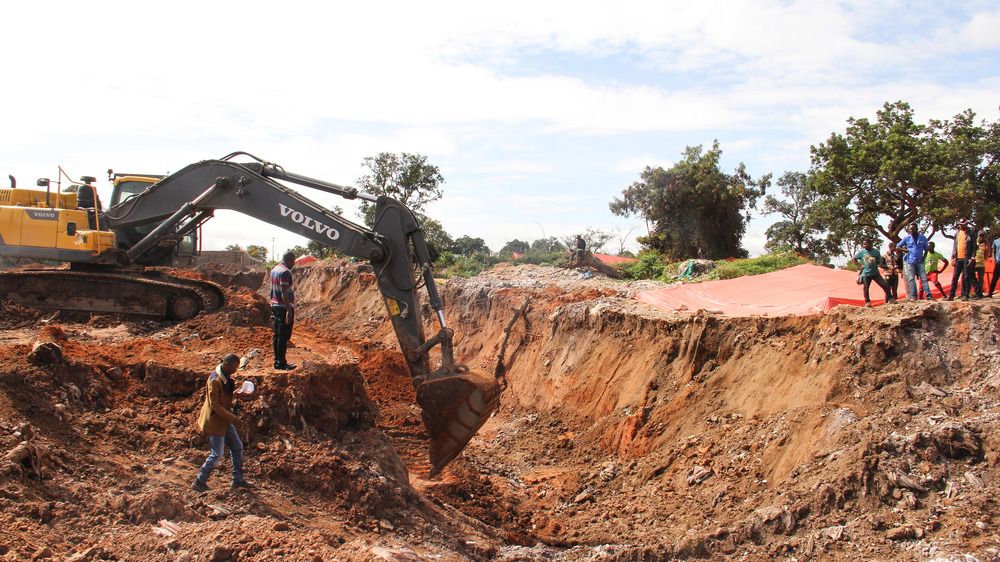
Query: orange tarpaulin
295,254,318,265
593,253,638,264
634,261,995,317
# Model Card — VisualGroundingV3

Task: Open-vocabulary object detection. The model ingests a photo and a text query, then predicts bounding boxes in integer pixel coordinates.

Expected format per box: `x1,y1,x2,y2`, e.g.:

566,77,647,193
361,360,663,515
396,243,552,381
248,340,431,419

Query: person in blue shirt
896,223,934,300
852,240,893,307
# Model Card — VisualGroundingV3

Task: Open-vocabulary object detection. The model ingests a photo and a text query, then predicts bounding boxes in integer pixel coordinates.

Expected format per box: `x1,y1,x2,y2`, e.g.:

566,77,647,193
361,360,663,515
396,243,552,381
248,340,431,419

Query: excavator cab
107,173,200,266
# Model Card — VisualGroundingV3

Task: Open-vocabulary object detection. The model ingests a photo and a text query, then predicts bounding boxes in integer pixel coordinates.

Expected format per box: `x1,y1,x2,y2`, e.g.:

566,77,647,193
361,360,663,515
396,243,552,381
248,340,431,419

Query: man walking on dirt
270,251,296,371
192,353,252,492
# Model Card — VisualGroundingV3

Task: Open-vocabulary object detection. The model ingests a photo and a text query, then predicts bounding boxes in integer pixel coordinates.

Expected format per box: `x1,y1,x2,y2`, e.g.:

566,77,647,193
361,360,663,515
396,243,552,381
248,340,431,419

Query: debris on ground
1,259,999,561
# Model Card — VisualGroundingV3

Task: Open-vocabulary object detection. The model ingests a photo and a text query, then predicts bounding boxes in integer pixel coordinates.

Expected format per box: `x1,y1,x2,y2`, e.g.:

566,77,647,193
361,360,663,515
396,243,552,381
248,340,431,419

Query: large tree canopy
610,141,769,260
356,152,445,227
809,101,1000,245
450,235,490,258
762,171,839,263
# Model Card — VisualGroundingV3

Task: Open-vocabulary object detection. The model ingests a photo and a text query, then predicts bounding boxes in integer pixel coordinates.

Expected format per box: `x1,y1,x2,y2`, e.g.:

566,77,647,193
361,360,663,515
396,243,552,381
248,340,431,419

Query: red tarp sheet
295,255,318,265
594,253,638,264
635,261,995,317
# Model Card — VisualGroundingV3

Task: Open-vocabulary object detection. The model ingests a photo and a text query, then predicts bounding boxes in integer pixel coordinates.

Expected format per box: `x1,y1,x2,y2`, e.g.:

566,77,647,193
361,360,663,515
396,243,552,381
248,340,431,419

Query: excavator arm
103,153,500,475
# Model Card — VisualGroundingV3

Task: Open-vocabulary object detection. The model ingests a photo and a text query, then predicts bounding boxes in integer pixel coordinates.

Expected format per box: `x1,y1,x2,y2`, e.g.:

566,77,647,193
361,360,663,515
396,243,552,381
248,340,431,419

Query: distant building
194,249,262,268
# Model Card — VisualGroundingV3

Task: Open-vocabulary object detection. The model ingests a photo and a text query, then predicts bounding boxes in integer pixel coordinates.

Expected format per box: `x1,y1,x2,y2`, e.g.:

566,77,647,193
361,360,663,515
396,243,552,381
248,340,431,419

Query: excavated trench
287,260,1000,559
2,260,1000,561
423,265,1000,559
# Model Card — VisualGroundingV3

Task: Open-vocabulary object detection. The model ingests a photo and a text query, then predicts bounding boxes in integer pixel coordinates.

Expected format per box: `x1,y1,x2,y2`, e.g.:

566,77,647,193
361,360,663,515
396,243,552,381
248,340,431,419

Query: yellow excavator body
0,188,115,259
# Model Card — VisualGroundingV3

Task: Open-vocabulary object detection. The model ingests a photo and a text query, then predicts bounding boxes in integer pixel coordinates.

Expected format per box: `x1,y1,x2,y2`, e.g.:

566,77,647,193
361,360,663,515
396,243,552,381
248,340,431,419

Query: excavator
0,152,501,475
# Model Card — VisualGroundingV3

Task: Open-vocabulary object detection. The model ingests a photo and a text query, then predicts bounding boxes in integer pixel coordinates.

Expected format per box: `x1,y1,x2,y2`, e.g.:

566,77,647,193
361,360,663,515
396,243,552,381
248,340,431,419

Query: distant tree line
610,101,1000,264
248,101,999,281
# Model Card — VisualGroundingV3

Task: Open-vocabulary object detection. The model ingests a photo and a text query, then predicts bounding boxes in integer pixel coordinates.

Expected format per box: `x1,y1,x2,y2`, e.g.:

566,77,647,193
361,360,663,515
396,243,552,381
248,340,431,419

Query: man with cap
948,219,977,301
192,353,253,491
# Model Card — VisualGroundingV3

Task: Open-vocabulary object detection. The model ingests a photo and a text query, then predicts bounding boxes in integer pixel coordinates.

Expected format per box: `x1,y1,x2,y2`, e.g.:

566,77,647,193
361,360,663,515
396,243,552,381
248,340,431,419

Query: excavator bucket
417,368,502,476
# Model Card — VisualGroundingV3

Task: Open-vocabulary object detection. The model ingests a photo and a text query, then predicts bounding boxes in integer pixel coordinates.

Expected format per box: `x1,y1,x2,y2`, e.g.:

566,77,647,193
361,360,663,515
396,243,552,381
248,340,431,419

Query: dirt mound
3,259,1000,561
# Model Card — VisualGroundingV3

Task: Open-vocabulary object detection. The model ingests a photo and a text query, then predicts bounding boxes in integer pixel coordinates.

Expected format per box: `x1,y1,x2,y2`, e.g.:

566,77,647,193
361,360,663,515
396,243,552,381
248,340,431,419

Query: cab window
111,180,155,206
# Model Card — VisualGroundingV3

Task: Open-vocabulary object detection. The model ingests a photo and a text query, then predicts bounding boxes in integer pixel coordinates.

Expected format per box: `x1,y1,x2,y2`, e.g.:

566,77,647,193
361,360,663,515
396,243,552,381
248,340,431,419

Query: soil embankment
2,260,999,561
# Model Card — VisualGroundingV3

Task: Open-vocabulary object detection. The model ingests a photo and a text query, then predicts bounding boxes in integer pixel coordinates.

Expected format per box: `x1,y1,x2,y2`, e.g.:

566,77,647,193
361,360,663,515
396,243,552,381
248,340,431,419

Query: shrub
708,252,809,281
620,250,668,280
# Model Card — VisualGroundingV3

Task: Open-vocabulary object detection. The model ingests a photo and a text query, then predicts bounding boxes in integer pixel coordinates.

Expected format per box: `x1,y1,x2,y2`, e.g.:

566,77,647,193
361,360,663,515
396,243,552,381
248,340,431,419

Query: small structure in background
195,249,263,268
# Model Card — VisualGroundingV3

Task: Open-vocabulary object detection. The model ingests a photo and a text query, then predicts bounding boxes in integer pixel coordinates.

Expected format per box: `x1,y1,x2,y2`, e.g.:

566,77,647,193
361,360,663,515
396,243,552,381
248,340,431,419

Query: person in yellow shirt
974,230,989,299
923,241,949,299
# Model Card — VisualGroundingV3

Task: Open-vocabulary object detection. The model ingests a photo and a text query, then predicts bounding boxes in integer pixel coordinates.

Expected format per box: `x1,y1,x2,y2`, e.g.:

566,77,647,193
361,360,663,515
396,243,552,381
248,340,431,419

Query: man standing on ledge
896,223,934,300
270,251,296,371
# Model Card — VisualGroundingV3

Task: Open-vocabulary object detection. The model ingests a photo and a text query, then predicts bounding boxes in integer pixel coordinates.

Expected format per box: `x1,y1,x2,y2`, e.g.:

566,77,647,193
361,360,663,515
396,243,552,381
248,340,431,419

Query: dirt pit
2,259,1000,561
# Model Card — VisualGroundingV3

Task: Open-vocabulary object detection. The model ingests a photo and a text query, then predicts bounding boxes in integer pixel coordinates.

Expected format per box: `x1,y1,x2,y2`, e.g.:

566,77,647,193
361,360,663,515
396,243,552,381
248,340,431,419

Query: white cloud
1,0,997,262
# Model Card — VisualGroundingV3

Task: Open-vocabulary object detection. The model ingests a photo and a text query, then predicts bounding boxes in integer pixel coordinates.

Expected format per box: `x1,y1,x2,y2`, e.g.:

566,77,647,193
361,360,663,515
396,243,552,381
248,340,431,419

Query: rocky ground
2,259,1000,561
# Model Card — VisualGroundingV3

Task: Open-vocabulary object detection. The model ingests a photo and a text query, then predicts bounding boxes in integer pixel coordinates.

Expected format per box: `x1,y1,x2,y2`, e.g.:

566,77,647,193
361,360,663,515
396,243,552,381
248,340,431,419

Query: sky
2,1,998,261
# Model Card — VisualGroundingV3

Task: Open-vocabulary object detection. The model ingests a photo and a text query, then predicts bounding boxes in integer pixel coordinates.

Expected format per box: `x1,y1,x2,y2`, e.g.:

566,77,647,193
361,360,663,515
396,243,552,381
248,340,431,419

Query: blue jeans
196,423,244,484
905,261,932,299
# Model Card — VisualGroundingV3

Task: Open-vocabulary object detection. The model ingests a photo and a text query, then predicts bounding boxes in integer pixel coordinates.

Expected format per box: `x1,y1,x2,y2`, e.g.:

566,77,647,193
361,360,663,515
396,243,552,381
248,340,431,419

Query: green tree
356,152,445,227
530,237,566,253
809,101,1000,246
419,215,453,263
451,235,490,258
225,244,244,252
610,141,770,260
306,240,336,259
500,239,530,255
762,172,839,263
246,244,268,262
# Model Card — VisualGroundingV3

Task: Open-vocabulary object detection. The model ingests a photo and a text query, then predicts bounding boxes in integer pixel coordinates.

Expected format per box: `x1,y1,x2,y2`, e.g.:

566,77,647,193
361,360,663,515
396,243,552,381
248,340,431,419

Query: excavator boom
102,153,500,474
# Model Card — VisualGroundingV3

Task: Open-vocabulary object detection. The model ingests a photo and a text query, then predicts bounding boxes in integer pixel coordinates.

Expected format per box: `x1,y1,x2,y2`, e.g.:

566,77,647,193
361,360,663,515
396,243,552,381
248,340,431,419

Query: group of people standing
853,220,999,306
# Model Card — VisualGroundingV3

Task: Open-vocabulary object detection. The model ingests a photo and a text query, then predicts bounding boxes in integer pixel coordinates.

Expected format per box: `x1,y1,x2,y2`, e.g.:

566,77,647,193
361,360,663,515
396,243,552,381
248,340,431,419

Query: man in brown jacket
192,354,252,491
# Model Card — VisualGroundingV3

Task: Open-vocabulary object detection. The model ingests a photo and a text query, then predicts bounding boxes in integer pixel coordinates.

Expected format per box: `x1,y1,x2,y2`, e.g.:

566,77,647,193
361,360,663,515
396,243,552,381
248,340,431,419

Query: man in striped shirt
270,251,296,370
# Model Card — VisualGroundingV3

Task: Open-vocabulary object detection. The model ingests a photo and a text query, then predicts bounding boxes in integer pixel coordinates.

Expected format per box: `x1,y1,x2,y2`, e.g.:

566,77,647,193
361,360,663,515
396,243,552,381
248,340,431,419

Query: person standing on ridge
896,223,933,300
270,251,296,370
973,230,989,299
881,237,903,302
948,219,976,301
990,232,1000,298
853,240,893,307
924,241,949,299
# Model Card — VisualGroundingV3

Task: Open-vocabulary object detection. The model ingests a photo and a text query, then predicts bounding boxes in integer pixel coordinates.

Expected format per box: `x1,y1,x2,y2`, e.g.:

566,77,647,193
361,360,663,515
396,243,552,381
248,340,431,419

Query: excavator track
0,269,225,320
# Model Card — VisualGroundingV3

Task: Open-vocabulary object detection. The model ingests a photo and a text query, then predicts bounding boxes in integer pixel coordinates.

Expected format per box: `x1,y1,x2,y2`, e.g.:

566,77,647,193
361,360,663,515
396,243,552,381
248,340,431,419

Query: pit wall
438,278,1000,465
290,262,1000,473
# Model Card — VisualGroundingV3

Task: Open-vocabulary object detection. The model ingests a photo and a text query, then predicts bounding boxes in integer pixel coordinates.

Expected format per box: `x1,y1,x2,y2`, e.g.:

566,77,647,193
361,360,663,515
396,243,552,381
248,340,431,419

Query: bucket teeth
416,369,501,476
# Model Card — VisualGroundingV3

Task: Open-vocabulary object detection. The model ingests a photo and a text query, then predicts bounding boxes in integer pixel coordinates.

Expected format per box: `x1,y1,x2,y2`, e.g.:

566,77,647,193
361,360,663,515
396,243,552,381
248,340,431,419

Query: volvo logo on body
278,204,340,241
26,209,58,221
